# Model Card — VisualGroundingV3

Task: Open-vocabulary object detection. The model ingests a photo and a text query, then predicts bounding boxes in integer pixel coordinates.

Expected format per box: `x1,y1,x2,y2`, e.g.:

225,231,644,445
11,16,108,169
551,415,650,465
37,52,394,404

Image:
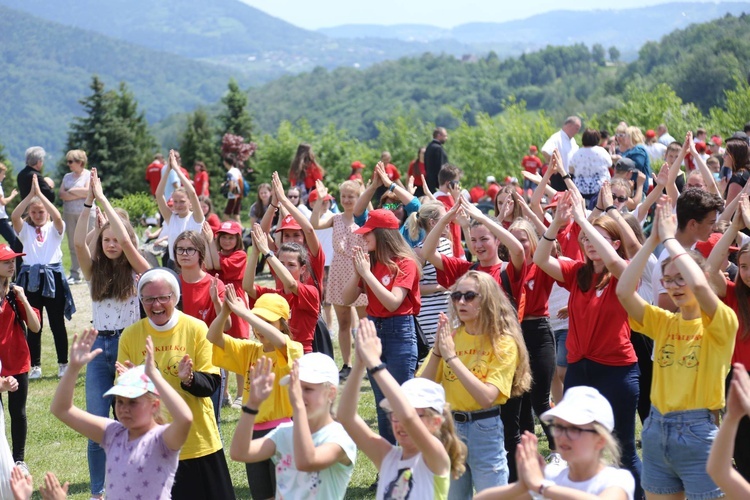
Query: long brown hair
735,243,750,340
450,271,531,397
370,227,422,278
289,143,324,182
576,216,627,292
91,220,139,301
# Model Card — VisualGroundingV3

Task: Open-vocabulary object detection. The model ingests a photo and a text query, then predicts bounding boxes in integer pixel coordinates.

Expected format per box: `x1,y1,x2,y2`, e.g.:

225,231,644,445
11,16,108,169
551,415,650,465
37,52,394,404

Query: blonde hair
626,126,645,146
592,422,621,466
450,271,531,397
406,201,444,242
24,197,48,226
65,149,88,166
339,180,361,196
508,217,538,257
427,404,467,479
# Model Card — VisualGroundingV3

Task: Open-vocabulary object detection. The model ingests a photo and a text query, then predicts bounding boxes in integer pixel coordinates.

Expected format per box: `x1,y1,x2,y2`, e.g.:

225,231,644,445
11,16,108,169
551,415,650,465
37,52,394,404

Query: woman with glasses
534,189,643,499
59,149,92,284
418,271,530,498
617,200,737,500
118,268,235,499
475,386,635,500
73,169,151,500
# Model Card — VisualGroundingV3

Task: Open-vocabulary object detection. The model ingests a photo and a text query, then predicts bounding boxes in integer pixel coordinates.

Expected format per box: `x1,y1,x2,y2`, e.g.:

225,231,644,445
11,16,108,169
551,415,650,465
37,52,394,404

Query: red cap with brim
0,244,24,261
354,209,400,234
308,189,334,204
695,232,739,259
545,192,564,209
217,221,243,235
278,214,302,231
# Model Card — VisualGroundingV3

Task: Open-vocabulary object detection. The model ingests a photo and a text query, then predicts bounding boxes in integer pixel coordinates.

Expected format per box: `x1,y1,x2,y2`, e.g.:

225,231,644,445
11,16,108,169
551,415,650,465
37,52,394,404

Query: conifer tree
180,108,221,197
218,78,254,139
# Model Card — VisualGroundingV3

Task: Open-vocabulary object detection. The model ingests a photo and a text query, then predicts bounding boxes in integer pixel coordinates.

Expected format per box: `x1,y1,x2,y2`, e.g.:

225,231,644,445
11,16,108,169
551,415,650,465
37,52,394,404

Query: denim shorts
553,329,568,367
641,406,722,499
449,414,507,499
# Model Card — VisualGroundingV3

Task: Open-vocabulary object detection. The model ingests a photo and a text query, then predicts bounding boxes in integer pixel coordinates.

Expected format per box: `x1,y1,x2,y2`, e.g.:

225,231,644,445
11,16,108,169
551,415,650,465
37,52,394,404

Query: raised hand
201,220,213,242
247,356,275,408
31,174,41,195
315,179,328,200
740,194,750,229
271,171,287,202
39,471,70,500
436,312,456,358
356,318,383,368
115,360,135,376
209,274,220,304
515,431,545,492
10,465,33,500
420,175,433,198
68,329,102,370
224,284,247,315
168,150,179,171
91,168,105,200
732,198,747,232
177,354,193,384
599,181,614,208
251,223,270,255
144,336,158,381
287,359,303,408
375,161,391,186
656,199,677,241
655,163,670,186
352,246,370,276
407,175,417,195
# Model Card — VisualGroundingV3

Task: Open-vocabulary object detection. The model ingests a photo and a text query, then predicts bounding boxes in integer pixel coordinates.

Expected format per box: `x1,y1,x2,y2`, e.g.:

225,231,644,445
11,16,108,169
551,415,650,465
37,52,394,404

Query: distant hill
0,0,470,76
320,2,750,54
0,5,242,166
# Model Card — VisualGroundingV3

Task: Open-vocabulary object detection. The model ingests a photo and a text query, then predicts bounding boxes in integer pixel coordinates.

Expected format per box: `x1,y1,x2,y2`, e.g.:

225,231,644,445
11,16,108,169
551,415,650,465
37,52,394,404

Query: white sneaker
546,452,567,475
29,366,42,380
14,461,30,477
58,363,68,378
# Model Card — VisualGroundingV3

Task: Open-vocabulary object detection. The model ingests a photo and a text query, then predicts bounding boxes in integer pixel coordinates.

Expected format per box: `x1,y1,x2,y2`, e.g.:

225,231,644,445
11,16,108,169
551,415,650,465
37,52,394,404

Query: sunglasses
450,291,480,303
382,203,403,211
613,195,628,203
67,160,78,164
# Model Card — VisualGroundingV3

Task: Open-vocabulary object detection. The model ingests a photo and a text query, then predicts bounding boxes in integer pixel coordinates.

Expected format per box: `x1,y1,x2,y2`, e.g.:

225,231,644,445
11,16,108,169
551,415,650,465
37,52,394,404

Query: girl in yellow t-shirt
616,200,737,500
418,271,531,498
207,286,304,500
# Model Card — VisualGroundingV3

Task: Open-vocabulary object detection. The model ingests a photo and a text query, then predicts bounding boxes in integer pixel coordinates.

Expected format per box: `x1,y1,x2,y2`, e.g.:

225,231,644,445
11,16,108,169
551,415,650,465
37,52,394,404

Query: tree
609,46,621,64
61,76,157,197
218,78,253,139
592,44,606,66
179,108,220,196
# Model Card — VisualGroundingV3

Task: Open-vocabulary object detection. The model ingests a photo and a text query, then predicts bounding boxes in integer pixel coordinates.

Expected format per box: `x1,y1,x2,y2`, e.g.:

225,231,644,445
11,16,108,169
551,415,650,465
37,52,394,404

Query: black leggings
26,271,69,366
502,318,556,482
2,372,28,462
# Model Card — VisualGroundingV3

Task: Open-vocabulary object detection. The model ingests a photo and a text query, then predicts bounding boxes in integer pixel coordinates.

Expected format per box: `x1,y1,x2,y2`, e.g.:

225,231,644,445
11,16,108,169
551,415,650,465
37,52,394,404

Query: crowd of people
2,118,750,499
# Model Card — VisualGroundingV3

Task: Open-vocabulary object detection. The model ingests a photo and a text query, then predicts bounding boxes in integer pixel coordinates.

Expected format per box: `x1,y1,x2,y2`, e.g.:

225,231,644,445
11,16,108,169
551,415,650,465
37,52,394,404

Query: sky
243,0,719,29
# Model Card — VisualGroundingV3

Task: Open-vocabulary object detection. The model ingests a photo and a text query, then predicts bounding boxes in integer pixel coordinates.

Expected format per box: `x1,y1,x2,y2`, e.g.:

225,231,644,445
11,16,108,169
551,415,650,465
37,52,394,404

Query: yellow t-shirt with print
630,302,737,414
212,334,304,425
118,313,222,460
417,326,518,411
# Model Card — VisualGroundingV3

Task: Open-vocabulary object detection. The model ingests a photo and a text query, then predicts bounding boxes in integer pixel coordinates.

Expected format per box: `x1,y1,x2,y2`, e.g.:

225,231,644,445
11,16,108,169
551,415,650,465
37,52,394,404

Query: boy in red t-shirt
433,164,466,259
522,145,542,199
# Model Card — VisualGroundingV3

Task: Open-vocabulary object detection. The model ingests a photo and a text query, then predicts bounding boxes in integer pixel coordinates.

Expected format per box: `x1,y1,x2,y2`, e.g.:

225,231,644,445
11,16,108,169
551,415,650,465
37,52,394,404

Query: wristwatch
264,250,275,260
529,479,555,499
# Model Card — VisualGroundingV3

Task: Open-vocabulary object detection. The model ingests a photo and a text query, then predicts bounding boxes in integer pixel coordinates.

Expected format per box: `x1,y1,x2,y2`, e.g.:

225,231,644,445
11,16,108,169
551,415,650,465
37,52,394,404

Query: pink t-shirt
101,421,179,500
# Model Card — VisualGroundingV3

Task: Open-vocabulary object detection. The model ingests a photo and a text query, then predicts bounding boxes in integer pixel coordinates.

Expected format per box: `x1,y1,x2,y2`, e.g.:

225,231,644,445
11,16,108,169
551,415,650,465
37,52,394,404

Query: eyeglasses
450,291,480,303
175,247,198,256
613,196,628,203
549,423,598,440
660,276,686,288
141,293,173,305
616,133,627,138
382,203,403,211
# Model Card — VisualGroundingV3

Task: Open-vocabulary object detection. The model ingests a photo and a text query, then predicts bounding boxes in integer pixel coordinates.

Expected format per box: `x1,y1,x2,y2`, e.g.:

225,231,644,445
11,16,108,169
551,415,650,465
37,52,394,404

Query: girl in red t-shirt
0,244,40,471
534,189,642,496
342,208,422,446
193,161,210,198
245,225,320,354
207,220,250,408
288,143,325,195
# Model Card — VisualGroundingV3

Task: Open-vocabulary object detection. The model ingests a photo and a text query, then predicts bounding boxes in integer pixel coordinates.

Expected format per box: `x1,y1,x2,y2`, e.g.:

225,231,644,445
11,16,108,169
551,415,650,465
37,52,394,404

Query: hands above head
91,168,105,201
656,197,677,242
168,150,179,171
315,179,329,200
375,162,391,187
356,318,383,369
247,356,275,409
115,360,135,376
201,220,213,242
655,163,670,186
224,284,247,315
68,328,102,370
599,181,614,208
739,194,750,229
209,274,220,304
271,172,287,203
251,223,270,255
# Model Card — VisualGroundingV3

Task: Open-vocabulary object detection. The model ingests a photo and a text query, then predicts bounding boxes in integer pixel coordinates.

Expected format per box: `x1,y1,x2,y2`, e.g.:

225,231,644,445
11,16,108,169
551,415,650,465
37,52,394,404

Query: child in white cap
230,352,356,499
51,330,193,500
338,318,467,500
475,386,634,499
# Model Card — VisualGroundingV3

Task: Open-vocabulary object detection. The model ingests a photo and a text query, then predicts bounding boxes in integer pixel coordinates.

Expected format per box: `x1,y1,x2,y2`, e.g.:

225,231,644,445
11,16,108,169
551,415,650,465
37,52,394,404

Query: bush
110,192,158,226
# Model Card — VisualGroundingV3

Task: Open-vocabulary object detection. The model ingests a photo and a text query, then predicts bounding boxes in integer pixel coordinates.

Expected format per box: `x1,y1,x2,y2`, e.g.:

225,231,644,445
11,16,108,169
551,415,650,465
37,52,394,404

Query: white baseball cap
104,365,158,399
280,352,339,386
379,378,445,414
541,386,614,432
486,175,497,184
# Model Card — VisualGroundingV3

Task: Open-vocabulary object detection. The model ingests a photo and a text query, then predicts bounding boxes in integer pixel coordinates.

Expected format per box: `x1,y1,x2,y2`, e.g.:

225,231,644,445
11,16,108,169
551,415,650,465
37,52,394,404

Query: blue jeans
553,329,568,367
85,334,119,495
642,407,722,499
449,414,507,499
565,359,643,500
367,315,417,445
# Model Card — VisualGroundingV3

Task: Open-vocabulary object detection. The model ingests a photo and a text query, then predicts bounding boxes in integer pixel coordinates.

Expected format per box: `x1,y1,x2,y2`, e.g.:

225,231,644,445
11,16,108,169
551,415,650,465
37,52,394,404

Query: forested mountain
0,5,241,166
320,2,749,54
0,0,469,76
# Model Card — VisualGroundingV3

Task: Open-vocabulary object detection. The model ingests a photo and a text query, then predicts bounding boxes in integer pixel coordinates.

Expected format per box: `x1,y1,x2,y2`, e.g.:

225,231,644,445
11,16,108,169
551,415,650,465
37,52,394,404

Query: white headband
137,268,181,304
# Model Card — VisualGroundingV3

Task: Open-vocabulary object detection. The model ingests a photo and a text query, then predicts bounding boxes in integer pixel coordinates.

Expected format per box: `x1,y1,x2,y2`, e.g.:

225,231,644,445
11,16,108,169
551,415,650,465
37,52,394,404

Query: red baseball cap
217,221,242,235
354,209,400,234
646,129,656,139
278,214,302,231
529,145,538,152
351,161,365,170
711,135,723,146
695,232,739,259
308,189,334,204
545,192,564,209
0,244,24,261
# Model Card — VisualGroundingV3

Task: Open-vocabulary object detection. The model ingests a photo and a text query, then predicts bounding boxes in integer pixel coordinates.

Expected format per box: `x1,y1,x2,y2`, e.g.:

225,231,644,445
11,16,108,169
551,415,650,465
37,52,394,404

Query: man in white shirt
644,129,667,164
542,116,581,191
657,124,676,147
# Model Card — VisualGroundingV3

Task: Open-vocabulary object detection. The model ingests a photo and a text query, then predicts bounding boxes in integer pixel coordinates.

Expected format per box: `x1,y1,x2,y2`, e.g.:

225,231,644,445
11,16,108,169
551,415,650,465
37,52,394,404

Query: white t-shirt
164,212,203,261
61,169,91,215
18,221,64,265
376,446,450,500
545,465,635,500
644,142,667,165
268,421,356,500
638,253,659,306
542,130,579,170
226,167,242,200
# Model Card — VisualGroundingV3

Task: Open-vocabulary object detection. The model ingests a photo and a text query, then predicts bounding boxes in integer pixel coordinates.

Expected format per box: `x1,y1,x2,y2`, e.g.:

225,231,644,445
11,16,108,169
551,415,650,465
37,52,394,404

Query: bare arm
206,239,222,272
463,199,524,273
422,203,462,271
273,172,320,257
12,286,40,334
310,180,334,230
707,199,747,298
354,247,409,312
155,154,174,224
242,242,259,299
74,185,96,281
226,285,287,350
570,190,628,279
353,168,382,218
